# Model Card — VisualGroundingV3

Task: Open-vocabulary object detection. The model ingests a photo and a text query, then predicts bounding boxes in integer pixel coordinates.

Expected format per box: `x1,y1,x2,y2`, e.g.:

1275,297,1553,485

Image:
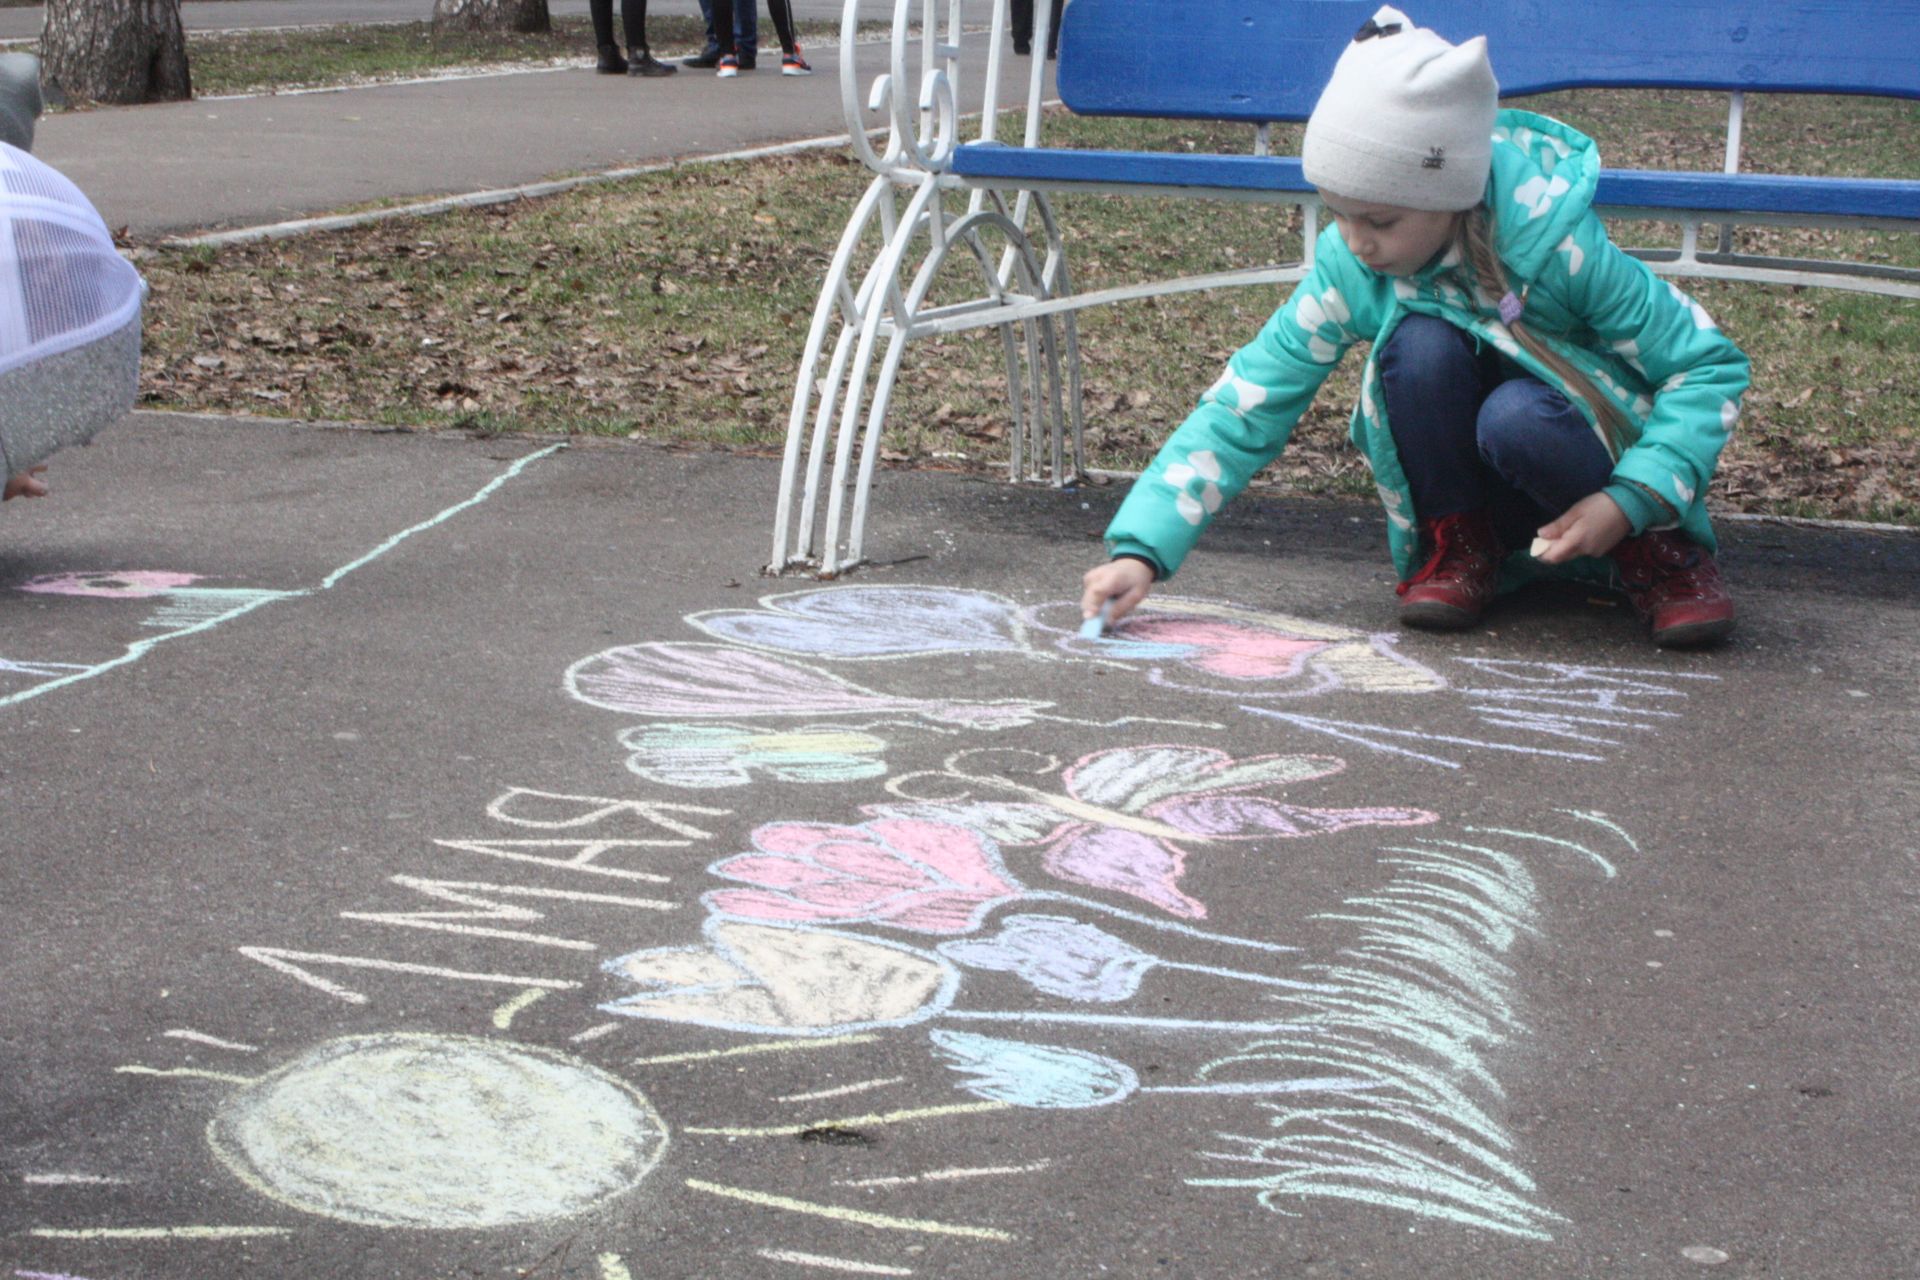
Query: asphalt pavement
2,412,1917,1279
3,8,1920,1279
31,3,1019,238
0,0,880,43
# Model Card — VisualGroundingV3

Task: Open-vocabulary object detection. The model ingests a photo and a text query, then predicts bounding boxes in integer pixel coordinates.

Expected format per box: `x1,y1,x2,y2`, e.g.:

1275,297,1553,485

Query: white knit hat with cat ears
1301,5,1498,212
0,142,144,477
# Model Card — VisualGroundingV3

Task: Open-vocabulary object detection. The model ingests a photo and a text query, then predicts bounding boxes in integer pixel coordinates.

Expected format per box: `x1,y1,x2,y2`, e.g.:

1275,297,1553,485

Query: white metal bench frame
768,0,1081,577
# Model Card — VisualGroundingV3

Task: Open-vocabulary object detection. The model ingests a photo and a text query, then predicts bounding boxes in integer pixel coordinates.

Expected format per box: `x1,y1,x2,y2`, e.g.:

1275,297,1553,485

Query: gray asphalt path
33,20,1042,237
1,0,885,41
1,411,1915,1278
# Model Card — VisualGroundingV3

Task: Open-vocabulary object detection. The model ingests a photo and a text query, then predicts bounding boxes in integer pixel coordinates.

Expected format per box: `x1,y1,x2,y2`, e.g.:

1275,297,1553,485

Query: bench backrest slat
1056,1,1920,124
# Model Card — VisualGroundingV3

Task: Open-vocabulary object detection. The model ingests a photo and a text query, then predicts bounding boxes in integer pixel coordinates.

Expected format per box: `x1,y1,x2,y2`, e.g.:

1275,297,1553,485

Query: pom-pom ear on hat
1302,5,1498,211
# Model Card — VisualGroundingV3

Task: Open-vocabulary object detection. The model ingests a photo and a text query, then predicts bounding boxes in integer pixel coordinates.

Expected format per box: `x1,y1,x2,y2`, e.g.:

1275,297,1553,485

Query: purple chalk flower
939,914,1156,1003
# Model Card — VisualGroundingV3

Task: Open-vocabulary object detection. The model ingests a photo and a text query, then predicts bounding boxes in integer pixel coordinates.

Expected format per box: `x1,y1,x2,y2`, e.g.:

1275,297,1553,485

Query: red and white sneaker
1396,510,1503,630
1610,530,1736,647
716,54,740,78
781,46,812,75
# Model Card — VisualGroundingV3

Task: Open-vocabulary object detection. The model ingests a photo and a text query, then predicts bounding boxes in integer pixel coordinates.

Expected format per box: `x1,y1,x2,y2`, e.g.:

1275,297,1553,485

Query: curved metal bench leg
985,186,1082,488
817,179,943,575
771,173,898,572
841,201,1063,567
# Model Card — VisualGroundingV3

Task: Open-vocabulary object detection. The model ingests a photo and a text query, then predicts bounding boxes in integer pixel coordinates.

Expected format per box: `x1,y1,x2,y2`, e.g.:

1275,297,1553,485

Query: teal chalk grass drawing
1186,822,1631,1240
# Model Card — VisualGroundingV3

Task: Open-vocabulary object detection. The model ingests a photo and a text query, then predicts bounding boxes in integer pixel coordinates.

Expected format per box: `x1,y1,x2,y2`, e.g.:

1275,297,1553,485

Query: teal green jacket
1105,110,1751,586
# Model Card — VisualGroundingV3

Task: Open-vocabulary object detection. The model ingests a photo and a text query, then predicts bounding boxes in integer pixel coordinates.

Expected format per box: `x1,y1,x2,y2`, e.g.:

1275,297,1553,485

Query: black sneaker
683,44,722,67
737,53,757,70
628,51,677,77
596,44,628,74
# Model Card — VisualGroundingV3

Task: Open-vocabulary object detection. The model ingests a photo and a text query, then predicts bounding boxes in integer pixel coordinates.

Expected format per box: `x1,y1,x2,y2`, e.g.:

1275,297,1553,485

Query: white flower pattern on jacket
1202,370,1270,419
1163,450,1224,526
1293,287,1352,364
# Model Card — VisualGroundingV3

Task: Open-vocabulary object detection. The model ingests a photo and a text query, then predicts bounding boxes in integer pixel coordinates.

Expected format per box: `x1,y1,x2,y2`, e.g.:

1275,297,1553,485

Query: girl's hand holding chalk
1533,493,1633,564
1080,557,1156,630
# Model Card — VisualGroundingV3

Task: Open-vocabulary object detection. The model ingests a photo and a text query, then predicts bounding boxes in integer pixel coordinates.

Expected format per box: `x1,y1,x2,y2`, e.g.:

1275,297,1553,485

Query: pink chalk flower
707,817,1023,935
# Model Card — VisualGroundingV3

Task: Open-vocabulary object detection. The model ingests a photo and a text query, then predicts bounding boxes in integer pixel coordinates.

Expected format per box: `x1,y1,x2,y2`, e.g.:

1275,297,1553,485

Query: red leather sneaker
1396,510,1503,630
1610,530,1736,647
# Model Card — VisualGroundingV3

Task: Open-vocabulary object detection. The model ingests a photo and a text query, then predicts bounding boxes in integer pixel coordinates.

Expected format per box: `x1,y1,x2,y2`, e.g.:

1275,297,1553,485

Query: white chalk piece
1529,536,1553,559
1079,598,1114,640
1681,1246,1731,1265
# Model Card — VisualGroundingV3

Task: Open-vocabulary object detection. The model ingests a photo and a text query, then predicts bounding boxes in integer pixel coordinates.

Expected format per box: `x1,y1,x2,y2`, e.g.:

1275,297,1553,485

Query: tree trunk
432,0,552,35
40,0,191,107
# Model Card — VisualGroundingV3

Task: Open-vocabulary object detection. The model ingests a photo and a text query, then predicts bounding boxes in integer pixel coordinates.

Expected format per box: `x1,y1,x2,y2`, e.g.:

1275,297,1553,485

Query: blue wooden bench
768,0,1920,575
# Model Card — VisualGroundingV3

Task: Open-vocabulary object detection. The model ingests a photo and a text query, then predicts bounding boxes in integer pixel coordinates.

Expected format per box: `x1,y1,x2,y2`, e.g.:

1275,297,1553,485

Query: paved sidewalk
33,10,1033,237
1,412,1916,1279
1,0,878,42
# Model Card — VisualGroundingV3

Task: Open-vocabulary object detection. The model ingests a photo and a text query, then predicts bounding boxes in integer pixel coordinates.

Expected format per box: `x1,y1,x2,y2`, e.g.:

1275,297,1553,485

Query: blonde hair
1454,207,1632,453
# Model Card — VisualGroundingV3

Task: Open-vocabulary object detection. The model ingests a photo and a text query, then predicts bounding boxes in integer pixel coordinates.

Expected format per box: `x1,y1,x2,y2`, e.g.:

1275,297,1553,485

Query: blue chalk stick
1079,599,1114,640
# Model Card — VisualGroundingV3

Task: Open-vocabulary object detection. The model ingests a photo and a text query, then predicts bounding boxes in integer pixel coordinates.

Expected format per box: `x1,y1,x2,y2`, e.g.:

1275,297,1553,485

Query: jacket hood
1485,108,1600,282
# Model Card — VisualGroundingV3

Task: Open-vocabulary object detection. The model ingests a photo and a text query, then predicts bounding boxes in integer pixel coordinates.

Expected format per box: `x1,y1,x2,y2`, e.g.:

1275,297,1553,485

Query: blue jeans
1378,314,1613,549
698,0,756,59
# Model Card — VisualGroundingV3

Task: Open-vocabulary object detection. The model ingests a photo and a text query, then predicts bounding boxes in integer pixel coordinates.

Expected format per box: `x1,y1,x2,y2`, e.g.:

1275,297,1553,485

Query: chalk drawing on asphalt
204,1033,668,1228
837,1160,1052,1189
569,641,1049,729
619,721,891,789
162,1029,260,1053
0,444,564,711
62,586,1700,1267
698,804,1307,951
337,874,679,949
1252,659,1720,769
688,585,1052,662
1037,597,1448,698
1184,819,1637,1240
602,916,962,1037
567,642,1224,739
867,744,1436,920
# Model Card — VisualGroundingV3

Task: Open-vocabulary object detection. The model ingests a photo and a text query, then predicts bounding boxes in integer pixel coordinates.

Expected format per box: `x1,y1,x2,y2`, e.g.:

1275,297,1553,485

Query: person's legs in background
708,0,741,75
687,0,721,66
619,0,676,76
1010,0,1063,57
764,0,809,73
589,0,628,73
689,0,756,67
736,0,760,68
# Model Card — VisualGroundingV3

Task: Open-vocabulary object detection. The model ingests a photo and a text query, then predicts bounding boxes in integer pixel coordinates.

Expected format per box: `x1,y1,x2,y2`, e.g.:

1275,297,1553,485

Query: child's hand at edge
4,466,48,501
1534,491,1629,563
1081,556,1155,626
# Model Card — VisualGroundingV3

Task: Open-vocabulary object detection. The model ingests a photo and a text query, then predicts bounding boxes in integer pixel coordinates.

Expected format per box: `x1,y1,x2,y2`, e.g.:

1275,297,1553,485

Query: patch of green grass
136,95,1920,524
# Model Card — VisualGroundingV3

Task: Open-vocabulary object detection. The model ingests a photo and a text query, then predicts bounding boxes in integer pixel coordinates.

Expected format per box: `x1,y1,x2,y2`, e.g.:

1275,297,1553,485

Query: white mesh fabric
0,141,143,379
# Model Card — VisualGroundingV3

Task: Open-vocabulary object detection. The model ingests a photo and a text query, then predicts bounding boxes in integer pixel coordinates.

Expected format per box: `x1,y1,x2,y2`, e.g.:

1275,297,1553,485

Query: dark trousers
1011,0,1064,53
1378,314,1614,548
590,0,650,52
